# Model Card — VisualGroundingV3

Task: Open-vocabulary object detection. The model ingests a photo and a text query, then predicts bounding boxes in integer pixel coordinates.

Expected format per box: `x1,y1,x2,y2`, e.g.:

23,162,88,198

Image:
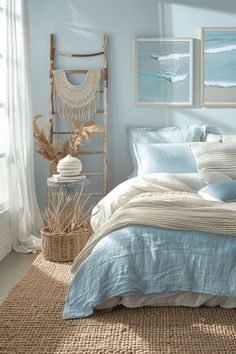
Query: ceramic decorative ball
57,155,82,176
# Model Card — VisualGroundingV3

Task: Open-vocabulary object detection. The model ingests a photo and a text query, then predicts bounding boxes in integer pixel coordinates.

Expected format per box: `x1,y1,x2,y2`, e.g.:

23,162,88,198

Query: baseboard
0,235,12,262
0,208,12,261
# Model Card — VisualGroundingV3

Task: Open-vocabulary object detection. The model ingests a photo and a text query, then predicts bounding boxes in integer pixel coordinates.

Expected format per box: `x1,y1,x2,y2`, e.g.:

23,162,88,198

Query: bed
63,125,236,319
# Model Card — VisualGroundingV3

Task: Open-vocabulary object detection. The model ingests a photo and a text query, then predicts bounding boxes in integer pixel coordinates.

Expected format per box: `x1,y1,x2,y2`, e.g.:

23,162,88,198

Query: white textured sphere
57,155,82,176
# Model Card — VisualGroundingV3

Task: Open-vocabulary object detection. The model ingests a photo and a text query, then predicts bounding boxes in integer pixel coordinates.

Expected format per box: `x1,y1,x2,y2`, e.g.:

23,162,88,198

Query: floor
0,251,38,304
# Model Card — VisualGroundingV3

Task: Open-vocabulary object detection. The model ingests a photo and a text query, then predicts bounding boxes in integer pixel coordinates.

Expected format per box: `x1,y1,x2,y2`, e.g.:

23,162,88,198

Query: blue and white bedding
63,172,236,319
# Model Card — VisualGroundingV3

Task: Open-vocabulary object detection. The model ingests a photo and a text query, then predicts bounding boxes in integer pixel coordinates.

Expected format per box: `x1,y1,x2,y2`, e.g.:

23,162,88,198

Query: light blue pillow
132,142,197,176
127,125,206,177
198,181,236,202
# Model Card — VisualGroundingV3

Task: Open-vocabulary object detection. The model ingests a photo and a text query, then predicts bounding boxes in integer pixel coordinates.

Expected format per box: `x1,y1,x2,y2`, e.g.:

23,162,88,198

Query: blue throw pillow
127,125,206,177
198,180,236,202
132,142,197,176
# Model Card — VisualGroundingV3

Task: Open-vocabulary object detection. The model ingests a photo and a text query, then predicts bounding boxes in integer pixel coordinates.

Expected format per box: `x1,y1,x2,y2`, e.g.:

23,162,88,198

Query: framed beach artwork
135,37,193,106
201,27,236,107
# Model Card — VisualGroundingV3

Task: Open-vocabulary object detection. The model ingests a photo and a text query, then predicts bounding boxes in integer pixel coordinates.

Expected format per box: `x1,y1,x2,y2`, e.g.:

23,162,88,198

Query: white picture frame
201,27,236,107
135,37,193,107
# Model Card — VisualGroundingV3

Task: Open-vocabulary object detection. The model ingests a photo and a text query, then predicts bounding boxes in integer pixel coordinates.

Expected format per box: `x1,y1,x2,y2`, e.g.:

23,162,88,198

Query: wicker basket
41,222,92,262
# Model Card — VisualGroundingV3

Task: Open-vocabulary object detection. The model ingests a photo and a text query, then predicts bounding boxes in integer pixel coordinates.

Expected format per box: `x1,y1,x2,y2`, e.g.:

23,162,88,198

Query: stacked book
52,174,86,182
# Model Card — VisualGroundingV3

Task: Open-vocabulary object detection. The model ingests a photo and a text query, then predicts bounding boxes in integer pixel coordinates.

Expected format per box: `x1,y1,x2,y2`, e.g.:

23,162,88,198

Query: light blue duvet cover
63,225,236,319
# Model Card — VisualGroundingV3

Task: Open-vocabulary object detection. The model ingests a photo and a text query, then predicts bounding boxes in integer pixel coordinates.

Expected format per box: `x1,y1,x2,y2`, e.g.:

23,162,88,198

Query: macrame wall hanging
52,69,101,123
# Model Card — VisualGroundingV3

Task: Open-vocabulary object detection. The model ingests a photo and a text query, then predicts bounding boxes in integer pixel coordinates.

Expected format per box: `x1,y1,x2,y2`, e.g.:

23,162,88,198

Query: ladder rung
53,131,71,135
55,50,105,58
95,109,105,114
53,127,105,135
64,69,88,74
50,71,106,82
84,172,104,176
79,151,104,155
49,69,89,77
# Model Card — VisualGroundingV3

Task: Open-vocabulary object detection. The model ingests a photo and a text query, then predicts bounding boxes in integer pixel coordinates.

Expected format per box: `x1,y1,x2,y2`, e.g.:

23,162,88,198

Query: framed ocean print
201,27,236,107
135,37,193,106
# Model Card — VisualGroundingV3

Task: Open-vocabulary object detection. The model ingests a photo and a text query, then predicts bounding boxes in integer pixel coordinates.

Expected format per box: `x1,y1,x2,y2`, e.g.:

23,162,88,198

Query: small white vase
57,155,82,176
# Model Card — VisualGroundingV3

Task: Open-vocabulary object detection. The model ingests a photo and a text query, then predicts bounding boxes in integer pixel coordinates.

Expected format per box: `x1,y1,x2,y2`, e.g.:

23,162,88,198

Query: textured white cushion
191,143,236,178
204,133,236,143
204,133,222,143
223,135,236,143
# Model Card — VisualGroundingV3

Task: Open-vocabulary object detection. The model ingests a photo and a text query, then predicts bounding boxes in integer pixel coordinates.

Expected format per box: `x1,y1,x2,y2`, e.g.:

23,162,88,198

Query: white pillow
204,133,236,143
223,135,236,143
127,125,206,177
133,142,197,176
204,133,222,143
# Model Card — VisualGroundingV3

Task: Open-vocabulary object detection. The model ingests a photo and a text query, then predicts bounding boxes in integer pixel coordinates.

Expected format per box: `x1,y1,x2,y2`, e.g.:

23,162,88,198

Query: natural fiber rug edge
0,253,236,354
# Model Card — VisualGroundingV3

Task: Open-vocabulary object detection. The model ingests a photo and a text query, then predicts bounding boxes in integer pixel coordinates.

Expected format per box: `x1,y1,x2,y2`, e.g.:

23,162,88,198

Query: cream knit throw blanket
72,191,236,273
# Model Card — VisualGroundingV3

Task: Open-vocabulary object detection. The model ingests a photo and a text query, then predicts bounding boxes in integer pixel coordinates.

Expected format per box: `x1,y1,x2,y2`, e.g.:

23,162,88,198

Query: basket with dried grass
41,186,94,262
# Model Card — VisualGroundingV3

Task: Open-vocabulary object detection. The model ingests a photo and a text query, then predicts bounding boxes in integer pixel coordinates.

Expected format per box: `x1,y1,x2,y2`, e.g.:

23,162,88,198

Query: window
0,0,9,210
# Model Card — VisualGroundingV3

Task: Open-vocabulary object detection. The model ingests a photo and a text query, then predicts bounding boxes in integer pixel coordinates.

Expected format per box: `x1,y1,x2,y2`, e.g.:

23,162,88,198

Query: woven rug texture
0,254,236,354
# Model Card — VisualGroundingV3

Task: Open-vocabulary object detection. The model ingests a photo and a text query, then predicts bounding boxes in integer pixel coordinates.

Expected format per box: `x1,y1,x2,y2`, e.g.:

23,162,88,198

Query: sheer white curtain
0,2,8,210
3,0,43,252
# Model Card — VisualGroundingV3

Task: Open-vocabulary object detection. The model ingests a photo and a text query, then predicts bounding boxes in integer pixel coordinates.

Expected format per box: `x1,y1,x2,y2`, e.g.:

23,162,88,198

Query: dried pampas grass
33,114,104,166
33,114,58,167
78,120,104,143
67,120,104,156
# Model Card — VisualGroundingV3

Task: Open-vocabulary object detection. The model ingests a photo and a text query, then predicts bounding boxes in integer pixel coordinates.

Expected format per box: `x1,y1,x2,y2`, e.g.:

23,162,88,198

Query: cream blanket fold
72,172,235,273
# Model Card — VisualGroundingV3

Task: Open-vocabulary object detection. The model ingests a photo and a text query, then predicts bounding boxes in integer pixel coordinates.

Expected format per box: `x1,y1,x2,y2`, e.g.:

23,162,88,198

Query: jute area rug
0,254,236,354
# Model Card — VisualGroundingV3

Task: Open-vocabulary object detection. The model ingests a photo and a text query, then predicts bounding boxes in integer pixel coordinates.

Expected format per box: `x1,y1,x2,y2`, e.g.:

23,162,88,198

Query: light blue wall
27,0,236,210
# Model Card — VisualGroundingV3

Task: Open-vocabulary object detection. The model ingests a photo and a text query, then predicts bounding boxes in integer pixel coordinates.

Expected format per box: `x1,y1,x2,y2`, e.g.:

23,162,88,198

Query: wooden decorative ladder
48,33,109,199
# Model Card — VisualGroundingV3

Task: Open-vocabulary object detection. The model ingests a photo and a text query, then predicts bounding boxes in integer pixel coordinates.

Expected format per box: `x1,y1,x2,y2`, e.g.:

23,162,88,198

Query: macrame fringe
53,95,99,123
52,69,101,124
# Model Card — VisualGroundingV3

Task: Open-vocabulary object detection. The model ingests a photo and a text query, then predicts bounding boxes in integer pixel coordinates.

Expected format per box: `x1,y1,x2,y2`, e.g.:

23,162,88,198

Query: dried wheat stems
45,187,94,234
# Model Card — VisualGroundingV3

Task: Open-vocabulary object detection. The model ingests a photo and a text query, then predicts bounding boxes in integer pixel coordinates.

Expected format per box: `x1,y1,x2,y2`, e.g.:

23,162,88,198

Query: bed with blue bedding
63,172,236,319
